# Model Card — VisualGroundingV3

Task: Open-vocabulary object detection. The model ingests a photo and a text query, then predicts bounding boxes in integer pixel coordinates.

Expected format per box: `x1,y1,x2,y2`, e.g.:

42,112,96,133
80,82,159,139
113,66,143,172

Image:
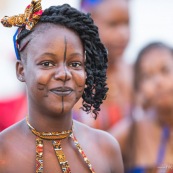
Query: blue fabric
126,127,170,173
126,167,146,173
13,28,21,60
156,126,169,165
81,0,103,10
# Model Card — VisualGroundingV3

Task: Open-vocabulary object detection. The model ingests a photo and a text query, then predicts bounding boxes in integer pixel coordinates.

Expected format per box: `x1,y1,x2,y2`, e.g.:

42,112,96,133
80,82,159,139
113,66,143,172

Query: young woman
110,42,173,172
74,0,133,131
0,0,123,172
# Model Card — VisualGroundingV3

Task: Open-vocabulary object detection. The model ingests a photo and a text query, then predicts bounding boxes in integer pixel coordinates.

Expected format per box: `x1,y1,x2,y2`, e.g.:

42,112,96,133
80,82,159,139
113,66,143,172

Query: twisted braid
17,4,108,119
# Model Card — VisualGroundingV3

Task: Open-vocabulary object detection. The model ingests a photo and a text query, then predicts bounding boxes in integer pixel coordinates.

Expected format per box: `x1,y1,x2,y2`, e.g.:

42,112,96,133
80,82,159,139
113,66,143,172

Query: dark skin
74,0,132,130
93,0,132,106
110,47,173,167
91,0,130,65
0,24,123,173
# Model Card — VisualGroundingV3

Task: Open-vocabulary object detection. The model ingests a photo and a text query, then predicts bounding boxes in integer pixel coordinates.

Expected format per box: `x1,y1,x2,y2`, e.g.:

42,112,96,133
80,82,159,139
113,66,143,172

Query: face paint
37,83,45,90
61,36,68,113
63,37,68,82
25,25,86,116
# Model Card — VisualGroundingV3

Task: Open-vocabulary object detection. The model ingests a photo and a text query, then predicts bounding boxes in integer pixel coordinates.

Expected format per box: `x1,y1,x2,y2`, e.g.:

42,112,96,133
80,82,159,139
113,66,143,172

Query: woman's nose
54,64,72,82
116,25,130,44
153,74,164,87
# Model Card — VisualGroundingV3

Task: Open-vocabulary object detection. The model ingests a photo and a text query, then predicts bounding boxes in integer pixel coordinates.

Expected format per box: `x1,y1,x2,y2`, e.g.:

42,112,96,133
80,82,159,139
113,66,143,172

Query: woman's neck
155,107,173,128
27,108,73,132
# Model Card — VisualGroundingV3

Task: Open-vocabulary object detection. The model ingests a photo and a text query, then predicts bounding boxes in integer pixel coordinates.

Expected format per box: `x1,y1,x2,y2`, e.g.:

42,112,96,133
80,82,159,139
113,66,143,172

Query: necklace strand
26,116,73,140
26,117,96,173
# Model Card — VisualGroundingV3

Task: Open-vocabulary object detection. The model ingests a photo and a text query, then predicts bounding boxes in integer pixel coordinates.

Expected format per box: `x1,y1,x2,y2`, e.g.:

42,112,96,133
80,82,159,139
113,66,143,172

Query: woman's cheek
140,82,155,101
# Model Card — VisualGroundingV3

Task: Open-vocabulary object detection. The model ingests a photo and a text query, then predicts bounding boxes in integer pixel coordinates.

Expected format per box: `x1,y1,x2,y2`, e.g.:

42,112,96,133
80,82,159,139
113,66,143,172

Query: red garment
0,94,27,131
73,104,122,131
94,104,122,130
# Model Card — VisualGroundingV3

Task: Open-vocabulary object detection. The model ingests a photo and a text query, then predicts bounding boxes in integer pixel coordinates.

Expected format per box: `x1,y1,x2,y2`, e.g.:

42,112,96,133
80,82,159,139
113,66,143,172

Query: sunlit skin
17,25,86,132
0,24,123,173
110,46,173,169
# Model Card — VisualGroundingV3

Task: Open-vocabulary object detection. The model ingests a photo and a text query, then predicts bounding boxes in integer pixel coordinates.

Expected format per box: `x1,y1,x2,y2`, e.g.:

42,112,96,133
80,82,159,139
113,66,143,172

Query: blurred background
0,0,80,100
1,0,173,99
0,0,80,130
1,0,173,171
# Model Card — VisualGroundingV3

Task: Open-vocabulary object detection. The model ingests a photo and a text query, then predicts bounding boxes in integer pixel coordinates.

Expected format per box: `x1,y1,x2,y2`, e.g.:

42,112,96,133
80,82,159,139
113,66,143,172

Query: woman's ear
16,60,25,82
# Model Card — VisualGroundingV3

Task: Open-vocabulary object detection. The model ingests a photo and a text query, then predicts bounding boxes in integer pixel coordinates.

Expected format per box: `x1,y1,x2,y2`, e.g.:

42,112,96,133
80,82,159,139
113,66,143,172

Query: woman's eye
108,21,118,27
70,62,82,68
41,61,54,67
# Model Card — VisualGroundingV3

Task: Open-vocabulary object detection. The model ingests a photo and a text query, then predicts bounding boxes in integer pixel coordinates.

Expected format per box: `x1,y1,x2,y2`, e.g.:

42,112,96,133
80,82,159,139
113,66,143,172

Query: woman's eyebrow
69,52,84,57
39,52,57,58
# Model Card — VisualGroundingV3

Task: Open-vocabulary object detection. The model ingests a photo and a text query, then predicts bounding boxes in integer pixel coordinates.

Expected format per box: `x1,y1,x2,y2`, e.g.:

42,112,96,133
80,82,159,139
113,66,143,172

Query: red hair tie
1,0,43,30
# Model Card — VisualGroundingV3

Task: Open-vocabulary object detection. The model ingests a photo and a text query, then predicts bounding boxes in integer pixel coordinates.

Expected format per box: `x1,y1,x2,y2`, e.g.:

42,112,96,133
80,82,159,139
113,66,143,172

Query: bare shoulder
74,119,121,148
0,119,24,139
0,120,24,150
0,127,9,172
109,118,132,147
0,120,26,171
74,120,124,173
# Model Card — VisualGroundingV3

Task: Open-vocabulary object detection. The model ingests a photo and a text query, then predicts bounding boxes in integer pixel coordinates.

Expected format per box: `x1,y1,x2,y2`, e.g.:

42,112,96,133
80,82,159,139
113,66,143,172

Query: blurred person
0,0,123,172
110,42,173,172
73,0,133,130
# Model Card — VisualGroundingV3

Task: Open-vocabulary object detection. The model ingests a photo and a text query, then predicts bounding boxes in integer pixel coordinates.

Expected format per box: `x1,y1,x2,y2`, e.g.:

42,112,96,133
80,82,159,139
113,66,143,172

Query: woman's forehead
36,26,82,46
26,26,83,58
140,48,173,71
33,23,74,37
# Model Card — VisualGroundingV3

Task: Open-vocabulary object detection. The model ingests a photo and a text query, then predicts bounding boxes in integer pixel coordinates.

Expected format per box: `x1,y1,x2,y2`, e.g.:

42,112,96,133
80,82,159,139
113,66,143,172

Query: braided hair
17,4,108,119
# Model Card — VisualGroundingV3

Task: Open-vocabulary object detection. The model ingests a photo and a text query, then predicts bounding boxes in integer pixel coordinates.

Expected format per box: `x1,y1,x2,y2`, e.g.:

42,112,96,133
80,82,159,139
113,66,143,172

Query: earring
19,76,23,80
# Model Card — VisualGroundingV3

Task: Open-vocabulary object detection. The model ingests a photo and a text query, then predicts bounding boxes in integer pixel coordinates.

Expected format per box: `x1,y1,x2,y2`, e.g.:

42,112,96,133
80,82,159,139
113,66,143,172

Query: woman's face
138,48,173,109
17,25,86,115
92,0,130,61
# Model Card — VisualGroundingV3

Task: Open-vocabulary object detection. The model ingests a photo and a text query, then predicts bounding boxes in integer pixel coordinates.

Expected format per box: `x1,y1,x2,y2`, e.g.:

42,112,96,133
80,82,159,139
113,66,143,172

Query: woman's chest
5,138,110,173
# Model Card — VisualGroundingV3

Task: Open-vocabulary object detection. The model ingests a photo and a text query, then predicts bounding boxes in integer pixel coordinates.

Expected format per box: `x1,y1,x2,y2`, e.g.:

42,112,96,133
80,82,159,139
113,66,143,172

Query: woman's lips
50,87,73,96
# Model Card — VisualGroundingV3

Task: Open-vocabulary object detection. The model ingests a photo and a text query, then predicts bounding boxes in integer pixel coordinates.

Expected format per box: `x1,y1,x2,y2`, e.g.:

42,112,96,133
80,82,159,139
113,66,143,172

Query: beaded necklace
26,117,95,173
